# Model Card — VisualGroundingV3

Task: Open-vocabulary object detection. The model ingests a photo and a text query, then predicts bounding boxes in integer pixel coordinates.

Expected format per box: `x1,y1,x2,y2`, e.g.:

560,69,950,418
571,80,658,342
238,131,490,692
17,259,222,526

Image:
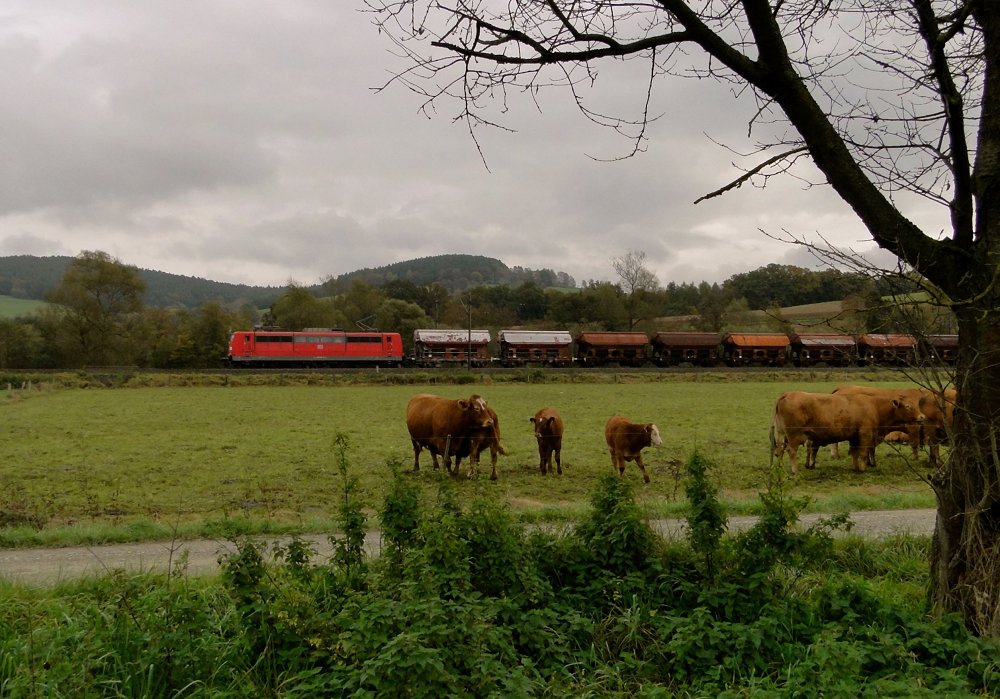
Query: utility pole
458,290,473,370
466,290,472,370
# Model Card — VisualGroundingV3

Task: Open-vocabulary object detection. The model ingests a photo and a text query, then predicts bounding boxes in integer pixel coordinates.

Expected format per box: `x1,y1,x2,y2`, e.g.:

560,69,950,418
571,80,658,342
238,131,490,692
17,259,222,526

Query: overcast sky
0,2,941,289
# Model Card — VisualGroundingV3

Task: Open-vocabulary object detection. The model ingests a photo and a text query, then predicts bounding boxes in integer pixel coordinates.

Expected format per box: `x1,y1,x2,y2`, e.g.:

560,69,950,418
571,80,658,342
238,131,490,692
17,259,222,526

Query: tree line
0,250,949,370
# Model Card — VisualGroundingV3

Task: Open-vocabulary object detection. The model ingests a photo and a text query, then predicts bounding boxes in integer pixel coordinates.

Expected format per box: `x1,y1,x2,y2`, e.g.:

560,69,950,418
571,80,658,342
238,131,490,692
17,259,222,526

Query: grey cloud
0,2,935,289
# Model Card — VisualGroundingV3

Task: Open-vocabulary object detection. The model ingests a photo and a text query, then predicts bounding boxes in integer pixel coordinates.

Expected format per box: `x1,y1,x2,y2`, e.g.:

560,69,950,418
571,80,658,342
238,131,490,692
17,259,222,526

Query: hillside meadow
0,370,942,545
0,294,46,318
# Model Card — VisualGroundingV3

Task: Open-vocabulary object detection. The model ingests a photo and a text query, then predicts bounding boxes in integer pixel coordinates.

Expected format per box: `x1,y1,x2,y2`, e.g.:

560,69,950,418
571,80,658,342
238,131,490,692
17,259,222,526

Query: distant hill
320,254,577,294
0,255,279,310
0,254,578,310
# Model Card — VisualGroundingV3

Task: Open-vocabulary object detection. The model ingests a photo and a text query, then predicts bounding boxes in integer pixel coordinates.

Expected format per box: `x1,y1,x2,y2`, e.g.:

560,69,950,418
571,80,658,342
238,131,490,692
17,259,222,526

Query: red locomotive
228,328,403,367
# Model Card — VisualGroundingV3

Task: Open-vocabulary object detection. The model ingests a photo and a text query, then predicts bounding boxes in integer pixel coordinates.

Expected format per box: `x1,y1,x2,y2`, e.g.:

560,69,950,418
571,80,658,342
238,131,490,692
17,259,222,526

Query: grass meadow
4,372,997,698
0,371,939,545
0,294,46,318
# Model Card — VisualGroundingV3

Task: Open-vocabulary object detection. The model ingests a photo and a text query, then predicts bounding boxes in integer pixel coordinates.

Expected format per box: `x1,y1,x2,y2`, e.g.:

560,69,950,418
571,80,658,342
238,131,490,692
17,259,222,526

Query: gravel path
0,509,936,587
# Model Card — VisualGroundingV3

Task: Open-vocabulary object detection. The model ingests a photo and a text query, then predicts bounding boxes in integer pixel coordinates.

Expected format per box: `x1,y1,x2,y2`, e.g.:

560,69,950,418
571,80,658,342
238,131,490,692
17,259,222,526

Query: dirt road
0,509,936,587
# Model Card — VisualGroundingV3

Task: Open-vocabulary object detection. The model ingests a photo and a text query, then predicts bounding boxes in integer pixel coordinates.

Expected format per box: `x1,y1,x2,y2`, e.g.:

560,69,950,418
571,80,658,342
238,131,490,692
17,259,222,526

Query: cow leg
805,440,819,469
635,454,651,484
489,444,498,481
830,442,841,459
469,445,481,479
612,452,625,478
555,447,562,475
928,439,940,467
411,441,422,471
848,442,869,473
784,440,800,476
538,447,548,475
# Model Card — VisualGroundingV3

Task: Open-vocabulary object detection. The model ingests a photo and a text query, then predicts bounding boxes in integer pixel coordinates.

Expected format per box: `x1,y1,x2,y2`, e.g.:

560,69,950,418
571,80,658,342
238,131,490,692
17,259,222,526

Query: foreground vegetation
0,370,941,547
0,456,994,697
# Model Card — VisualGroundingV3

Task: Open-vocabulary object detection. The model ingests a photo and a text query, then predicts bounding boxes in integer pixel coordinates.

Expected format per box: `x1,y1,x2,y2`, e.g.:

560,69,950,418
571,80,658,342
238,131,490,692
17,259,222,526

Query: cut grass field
0,373,939,545
0,294,47,318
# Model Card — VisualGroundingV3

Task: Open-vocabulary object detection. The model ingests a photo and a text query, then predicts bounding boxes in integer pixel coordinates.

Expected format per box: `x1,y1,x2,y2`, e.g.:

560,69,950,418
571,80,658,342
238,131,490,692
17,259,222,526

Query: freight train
228,328,958,369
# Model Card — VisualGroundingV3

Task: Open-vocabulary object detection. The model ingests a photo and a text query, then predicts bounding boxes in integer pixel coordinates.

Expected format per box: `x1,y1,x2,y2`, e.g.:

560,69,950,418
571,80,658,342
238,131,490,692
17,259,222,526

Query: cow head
530,415,557,439
459,395,494,428
647,424,663,446
891,398,925,425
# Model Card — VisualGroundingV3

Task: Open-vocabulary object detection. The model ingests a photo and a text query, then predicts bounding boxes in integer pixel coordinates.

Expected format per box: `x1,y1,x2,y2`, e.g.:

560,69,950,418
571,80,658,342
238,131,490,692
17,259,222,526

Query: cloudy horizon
0,2,940,291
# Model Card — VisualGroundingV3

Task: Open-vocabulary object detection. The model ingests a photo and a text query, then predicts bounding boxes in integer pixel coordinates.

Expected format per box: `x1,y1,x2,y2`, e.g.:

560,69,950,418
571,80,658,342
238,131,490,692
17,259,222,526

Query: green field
0,294,46,318
0,374,938,544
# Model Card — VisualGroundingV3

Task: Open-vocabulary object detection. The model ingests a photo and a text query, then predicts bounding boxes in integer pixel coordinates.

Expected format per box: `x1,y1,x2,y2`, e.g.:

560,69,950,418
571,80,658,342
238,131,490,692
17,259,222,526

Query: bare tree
612,249,660,330
366,0,1000,635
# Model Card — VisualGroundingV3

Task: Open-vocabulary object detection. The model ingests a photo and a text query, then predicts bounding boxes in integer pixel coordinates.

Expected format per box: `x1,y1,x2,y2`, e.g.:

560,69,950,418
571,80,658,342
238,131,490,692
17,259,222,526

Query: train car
723,333,790,367
575,331,650,367
412,329,492,367
790,333,857,367
922,334,959,364
650,332,722,367
497,330,573,366
857,333,916,366
228,328,403,367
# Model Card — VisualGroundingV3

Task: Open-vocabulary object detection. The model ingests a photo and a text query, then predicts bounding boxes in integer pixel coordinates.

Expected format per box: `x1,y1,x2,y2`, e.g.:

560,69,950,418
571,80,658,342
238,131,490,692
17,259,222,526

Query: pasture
0,294,46,318
0,373,939,543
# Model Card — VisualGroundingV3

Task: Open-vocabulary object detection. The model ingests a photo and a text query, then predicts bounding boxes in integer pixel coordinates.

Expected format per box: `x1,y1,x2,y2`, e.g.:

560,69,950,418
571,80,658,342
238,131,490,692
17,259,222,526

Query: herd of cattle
404,384,956,483
405,393,661,483
771,385,957,474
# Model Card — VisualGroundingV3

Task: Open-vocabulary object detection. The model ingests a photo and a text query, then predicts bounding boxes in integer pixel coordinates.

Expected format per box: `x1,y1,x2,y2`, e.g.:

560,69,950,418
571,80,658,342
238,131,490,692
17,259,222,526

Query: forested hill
0,253,578,309
320,254,576,294
0,255,279,309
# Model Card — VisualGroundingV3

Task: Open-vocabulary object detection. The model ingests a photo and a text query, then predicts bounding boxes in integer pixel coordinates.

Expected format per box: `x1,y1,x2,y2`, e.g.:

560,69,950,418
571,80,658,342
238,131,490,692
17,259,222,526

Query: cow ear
529,417,536,423
458,400,470,410
891,399,901,408
547,416,556,426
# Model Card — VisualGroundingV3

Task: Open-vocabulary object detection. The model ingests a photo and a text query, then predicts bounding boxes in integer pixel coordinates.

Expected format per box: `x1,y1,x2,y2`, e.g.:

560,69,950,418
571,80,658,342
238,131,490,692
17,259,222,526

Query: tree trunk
929,300,1000,636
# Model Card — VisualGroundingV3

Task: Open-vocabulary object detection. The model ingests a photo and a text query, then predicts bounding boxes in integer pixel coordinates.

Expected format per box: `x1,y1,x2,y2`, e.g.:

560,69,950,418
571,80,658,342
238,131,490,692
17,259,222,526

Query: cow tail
769,420,776,469
492,422,507,455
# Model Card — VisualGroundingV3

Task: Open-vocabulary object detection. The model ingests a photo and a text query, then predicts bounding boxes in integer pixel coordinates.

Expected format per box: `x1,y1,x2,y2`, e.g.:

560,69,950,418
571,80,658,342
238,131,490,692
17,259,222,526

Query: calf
604,416,662,483
529,408,564,475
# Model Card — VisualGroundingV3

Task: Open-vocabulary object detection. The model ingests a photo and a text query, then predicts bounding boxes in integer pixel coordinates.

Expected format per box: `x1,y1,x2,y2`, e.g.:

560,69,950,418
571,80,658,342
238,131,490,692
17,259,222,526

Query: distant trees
0,257,957,369
321,254,576,294
724,264,880,310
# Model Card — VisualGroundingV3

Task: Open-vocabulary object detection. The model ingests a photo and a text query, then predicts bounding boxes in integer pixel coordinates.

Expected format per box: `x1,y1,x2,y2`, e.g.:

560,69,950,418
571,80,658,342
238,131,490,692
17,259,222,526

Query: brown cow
405,393,495,475
830,385,956,465
771,391,925,474
604,416,662,483
453,406,506,480
529,408,564,475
